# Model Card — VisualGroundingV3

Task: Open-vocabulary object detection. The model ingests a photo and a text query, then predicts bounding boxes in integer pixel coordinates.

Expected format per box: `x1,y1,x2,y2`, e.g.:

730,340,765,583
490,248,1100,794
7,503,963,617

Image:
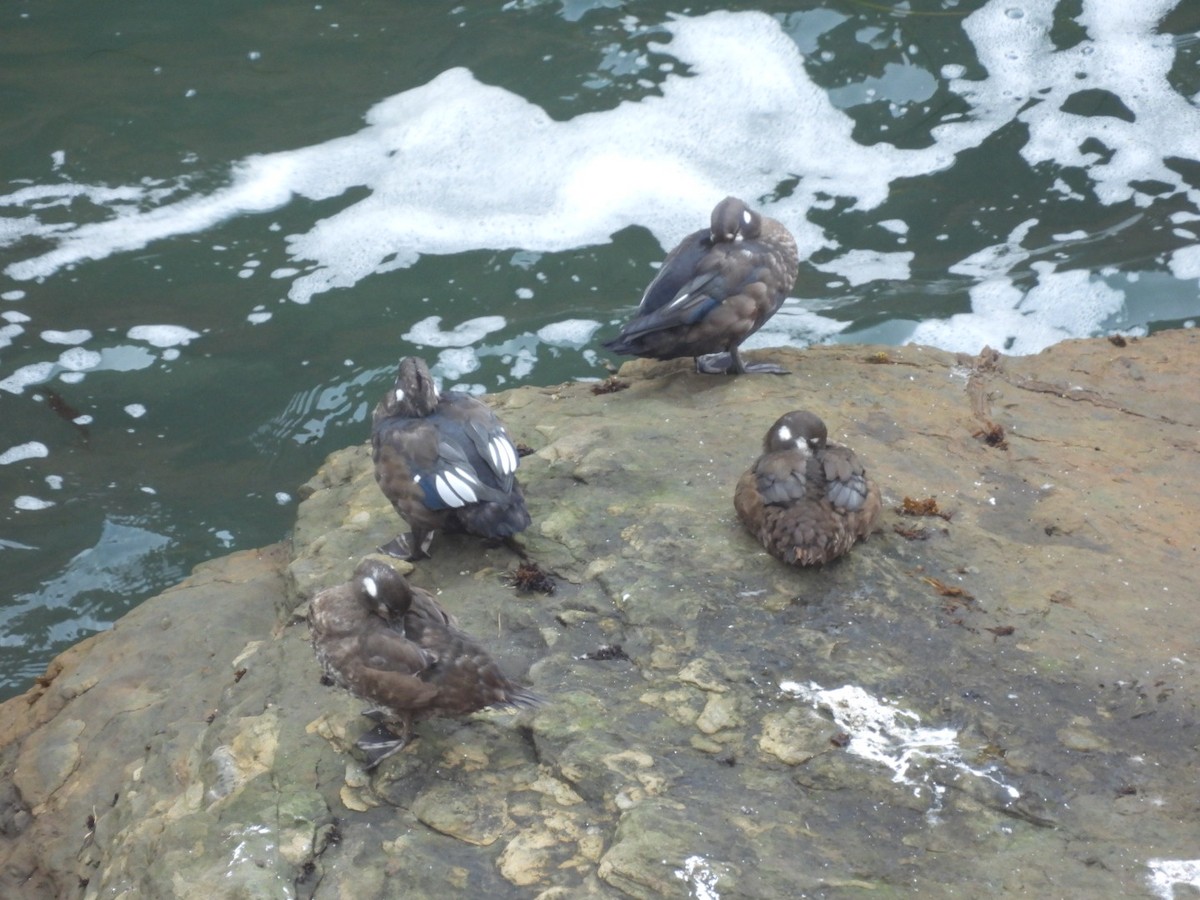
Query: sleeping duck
603,196,799,375
310,557,540,768
371,356,530,560
734,410,882,566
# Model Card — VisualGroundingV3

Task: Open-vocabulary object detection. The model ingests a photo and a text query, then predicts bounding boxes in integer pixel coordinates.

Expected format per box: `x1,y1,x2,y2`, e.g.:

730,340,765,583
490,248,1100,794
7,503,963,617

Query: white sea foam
909,267,1126,355
404,315,507,348
126,325,201,348
57,347,102,372
1168,245,1200,281
0,3,1195,361
0,12,970,300
0,362,55,395
0,442,49,466
40,329,91,345
815,249,914,287
956,1,1196,209
742,302,847,352
14,496,55,511
536,319,601,348
433,347,481,380
0,324,23,352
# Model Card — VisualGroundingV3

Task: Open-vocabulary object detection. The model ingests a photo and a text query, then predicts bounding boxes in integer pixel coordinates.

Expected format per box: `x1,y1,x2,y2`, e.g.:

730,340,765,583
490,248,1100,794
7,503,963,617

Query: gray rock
3,332,1200,898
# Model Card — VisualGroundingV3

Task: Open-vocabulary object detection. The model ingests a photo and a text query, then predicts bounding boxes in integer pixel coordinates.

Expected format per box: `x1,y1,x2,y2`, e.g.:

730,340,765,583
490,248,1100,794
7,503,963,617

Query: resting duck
372,356,531,560
309,557,540,768
603,196,799,375
734,411,882,566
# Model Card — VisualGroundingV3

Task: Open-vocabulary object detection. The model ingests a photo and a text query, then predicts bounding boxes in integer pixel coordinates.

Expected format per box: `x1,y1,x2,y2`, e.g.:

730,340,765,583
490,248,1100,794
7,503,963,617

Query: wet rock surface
2,332,1198,898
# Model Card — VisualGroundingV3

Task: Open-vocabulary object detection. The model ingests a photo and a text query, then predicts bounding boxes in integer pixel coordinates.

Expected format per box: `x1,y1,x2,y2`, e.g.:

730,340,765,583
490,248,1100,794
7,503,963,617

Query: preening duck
603,196,799,375
372,356,530,560
309,557,539,768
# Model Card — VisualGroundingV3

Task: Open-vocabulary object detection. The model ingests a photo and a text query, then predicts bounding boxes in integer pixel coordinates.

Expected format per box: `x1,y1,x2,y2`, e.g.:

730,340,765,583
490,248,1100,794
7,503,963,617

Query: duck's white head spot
777,425,792,442
742,209,753,225
393,387,405,403
362,576,378,598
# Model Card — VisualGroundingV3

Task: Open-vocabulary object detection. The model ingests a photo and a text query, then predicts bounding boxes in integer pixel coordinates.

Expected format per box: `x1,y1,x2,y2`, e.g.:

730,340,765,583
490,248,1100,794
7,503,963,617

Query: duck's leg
501,535,529,559
378,527,434,561
728,347,789,375
696,349,788,375
694,352,732,374
355,722,407,770
356,713,417,771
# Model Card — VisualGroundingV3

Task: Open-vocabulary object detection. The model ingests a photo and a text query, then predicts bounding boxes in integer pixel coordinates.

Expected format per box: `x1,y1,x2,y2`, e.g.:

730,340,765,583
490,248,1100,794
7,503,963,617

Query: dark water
2,0,1199,698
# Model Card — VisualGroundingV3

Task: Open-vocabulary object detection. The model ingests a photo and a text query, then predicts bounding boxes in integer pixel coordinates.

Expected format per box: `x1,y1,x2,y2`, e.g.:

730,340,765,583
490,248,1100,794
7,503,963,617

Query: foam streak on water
2,4,1193,357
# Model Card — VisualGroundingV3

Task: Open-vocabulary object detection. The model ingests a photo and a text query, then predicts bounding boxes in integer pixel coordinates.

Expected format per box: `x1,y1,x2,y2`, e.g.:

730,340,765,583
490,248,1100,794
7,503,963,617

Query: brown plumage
371,356,530,560
734,411,882,566
309,557,539,767
603,196,799,375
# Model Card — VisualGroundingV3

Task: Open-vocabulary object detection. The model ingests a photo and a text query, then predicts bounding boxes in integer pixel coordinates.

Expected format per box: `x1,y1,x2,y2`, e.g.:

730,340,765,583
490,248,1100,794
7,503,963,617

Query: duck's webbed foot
727,348,789,375
738,360,789,375
694,352,737,375
378,530,434,561
696,350,788,375
355,723,410,770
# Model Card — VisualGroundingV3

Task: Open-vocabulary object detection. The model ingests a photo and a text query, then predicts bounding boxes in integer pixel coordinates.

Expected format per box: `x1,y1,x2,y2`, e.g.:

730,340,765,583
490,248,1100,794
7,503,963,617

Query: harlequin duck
734,411,882,566
372,356,531,560
603,196,799,375
309,557,540,768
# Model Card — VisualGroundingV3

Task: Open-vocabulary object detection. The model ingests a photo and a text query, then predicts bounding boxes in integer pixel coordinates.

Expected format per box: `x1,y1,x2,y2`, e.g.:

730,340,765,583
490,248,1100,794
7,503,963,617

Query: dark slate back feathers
603,196,799,375
734,411,882,566
371,356,530,560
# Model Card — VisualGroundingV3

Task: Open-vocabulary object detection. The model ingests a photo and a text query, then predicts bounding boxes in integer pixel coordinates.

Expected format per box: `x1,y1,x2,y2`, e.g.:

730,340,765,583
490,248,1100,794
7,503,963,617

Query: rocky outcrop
2,332,1198,898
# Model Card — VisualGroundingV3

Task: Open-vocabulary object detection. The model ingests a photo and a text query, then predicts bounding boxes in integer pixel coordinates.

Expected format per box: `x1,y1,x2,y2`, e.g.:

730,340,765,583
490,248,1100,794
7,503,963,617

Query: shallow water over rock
2,332,1198,898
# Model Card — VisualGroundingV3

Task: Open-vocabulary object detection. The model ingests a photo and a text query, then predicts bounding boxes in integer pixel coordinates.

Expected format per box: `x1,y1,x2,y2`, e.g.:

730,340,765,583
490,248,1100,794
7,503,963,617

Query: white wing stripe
499,437,519,474
444,468,479,505
434,475,461,507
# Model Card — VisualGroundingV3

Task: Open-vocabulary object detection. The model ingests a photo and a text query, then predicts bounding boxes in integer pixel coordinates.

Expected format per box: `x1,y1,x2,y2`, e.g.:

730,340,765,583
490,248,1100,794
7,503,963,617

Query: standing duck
310,557,540,768
734,411,882,566
372,356,531,560
603,196,799,375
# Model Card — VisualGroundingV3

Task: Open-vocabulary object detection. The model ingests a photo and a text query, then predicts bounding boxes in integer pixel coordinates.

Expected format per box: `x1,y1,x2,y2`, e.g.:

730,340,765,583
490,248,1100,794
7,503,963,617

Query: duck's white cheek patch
394,387,405,403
